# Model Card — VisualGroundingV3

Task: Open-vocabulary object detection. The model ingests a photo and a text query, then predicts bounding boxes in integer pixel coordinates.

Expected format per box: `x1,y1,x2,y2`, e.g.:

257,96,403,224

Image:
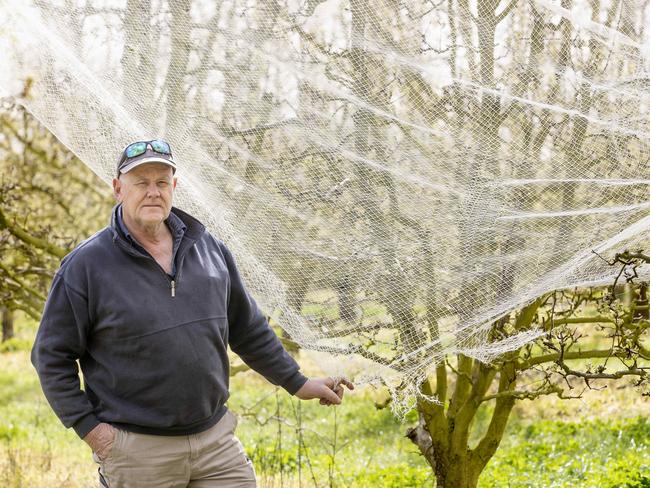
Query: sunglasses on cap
117,139,176,176
119,139,172,162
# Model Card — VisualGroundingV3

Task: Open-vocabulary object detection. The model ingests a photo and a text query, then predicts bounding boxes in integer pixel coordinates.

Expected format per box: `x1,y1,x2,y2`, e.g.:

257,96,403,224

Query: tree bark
121,0,156,118
410,297,542,487
1,306,14,342
165,0,192,138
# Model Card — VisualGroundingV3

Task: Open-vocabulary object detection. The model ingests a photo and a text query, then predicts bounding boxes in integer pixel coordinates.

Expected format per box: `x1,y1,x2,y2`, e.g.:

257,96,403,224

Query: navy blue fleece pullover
31,205,308,439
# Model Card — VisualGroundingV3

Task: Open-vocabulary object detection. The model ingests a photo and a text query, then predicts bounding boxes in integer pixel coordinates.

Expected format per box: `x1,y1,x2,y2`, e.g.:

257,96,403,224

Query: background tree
0,97,114,340
407,280,648,487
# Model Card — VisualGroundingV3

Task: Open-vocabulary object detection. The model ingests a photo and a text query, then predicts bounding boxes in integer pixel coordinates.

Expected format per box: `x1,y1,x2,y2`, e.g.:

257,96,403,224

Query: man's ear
112,177,122,201
172,176,178,190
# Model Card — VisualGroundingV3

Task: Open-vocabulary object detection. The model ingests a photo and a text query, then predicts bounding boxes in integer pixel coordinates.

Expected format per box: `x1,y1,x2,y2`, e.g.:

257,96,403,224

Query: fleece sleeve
222,244,308,395
30,272,100,439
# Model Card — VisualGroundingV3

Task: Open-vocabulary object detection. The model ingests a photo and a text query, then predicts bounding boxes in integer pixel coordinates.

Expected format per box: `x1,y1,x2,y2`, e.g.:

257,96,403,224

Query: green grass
227,372,432,487
1,313,648,487
481,417,650,488
0,348,432,488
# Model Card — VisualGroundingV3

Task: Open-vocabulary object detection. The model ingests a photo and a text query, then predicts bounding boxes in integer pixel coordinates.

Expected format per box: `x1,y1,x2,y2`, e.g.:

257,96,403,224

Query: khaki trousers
93,410,257,487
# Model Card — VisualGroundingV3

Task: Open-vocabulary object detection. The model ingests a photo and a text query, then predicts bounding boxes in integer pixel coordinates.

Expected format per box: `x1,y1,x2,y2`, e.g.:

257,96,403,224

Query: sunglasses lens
150,140,171,155
125,142,147,158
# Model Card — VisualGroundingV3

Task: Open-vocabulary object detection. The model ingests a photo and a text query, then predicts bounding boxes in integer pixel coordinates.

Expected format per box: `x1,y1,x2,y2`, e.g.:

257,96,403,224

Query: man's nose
146,184,161,197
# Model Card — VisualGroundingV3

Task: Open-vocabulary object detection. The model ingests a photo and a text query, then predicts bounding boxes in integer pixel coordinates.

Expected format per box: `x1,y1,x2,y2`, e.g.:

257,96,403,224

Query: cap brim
119,157,177,174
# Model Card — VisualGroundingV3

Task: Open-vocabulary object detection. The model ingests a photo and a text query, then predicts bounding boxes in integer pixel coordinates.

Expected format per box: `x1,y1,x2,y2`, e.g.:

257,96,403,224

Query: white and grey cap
117,143,177,175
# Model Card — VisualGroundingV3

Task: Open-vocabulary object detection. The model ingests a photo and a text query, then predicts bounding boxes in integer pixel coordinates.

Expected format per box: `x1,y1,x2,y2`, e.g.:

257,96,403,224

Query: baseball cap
117,139,177,175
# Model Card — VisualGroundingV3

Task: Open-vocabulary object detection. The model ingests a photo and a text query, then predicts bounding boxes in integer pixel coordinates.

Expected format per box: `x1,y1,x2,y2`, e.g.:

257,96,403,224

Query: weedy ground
1,314,648,488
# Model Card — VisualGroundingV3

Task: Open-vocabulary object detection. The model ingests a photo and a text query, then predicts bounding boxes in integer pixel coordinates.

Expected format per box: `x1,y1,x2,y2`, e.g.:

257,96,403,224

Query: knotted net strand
2,0,649,414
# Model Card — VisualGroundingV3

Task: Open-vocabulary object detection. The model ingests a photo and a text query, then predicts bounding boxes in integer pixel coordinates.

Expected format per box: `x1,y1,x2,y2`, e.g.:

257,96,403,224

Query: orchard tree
405,271,648,487
0,97,113,337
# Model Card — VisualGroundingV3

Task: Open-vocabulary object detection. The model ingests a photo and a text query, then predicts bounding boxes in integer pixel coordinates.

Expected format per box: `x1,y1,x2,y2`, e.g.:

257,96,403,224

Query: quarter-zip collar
109,203,205,268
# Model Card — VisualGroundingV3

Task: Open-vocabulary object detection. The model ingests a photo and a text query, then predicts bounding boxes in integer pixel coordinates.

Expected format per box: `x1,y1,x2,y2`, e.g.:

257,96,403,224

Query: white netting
2,0,650,413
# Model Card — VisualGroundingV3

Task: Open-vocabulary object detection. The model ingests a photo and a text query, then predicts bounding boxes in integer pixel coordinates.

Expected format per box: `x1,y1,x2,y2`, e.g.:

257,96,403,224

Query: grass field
1,316,648,487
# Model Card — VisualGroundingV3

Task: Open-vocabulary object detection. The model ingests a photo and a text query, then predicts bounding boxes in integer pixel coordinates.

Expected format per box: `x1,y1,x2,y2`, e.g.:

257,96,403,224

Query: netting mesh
2,0,650,414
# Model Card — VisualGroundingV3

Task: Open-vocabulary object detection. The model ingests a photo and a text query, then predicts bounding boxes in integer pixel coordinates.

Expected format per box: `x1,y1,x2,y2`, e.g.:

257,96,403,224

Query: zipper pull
171,280,176,297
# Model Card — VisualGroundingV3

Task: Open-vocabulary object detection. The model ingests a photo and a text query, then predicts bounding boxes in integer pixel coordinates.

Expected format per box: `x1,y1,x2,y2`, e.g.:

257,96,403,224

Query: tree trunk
2,306,14,342
121,0,156,118
165,0,192,138
410,364,516,488
436,465,480,488
409,301,541,487
408,415,482,487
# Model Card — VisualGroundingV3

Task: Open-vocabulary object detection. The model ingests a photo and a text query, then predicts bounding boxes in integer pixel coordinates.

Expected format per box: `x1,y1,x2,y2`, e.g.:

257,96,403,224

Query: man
31,139,353,487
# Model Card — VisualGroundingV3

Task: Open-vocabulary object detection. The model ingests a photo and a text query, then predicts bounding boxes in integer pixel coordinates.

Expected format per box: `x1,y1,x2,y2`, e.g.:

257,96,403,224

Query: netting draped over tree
2,0,649,413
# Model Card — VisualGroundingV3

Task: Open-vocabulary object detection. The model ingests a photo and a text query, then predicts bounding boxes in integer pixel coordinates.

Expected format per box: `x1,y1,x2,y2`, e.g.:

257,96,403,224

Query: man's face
112,163,176,228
